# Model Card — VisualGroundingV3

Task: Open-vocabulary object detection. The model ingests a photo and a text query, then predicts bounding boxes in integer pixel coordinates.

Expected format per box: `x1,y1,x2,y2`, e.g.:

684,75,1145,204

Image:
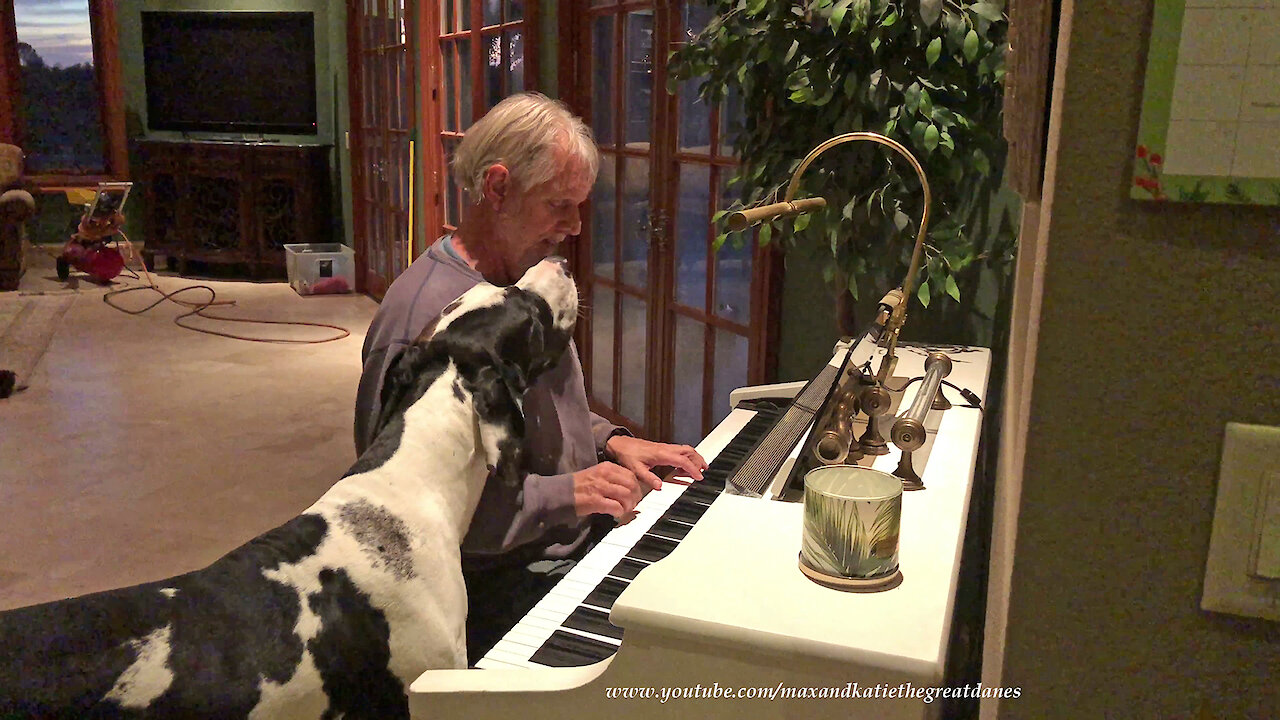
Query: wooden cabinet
137,141,330,278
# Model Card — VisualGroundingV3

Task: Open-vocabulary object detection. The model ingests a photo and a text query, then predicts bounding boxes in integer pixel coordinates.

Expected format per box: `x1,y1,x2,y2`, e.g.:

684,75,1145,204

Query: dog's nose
547,256,569,273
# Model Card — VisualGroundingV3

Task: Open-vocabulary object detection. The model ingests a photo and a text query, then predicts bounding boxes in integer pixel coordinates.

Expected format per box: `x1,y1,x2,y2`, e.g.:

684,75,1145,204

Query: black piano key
608,557,649,581
648,518,692,541
737,398,784,412
627,533,679,563
563,606,624,641
680,483,722,505
583,576,630,610
661,497,711,525
699,476,727,491
529,630,618,667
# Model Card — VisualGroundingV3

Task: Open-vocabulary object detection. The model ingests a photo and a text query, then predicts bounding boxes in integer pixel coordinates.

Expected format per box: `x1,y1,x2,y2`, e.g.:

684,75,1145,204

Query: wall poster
1134,1,1280,205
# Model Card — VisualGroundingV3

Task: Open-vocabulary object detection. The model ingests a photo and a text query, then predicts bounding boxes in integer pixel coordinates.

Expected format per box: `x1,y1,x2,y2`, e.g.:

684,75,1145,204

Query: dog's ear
525,314,545,361
498,294,553,379
374,344,432,439
472,364,525,487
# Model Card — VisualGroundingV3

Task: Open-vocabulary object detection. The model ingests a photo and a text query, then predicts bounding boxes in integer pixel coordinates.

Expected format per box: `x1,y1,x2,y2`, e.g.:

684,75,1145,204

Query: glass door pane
661,0,753,441
580,3,657,434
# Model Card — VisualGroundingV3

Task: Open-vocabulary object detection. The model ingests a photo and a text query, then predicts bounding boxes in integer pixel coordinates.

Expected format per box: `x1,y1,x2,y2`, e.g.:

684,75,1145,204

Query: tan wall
986,1,1280,717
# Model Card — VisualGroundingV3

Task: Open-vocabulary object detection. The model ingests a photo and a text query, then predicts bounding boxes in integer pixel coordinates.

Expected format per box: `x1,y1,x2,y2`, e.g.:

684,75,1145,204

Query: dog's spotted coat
0,259,578,719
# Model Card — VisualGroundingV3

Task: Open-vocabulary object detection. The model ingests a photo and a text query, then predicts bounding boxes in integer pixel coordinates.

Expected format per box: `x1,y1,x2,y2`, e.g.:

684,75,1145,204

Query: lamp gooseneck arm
781,132,933,347
721,132,933,384
770,133,933,385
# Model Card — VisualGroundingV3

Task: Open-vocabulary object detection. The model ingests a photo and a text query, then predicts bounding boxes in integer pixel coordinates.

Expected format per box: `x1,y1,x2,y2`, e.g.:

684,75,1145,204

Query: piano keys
411,342,992,720
478,398,788,669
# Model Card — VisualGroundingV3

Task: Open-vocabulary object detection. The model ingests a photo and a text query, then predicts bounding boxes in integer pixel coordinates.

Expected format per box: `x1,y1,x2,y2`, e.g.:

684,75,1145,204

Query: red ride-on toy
57,183,132,284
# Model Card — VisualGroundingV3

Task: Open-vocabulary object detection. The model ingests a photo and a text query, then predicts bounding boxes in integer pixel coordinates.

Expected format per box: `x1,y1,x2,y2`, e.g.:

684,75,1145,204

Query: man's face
491,153,593,283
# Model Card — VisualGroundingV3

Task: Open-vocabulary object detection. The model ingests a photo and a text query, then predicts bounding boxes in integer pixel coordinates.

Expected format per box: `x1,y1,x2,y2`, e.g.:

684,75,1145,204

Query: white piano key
644,480,689,502
494,632,538,651
598,523,653,549
473,656,523,670
573,549,623,574
692,407,756,457
503,624,557,649
527,606,574,625
533,591,590,617
557,559,613,587
501,614,567,648
556,624,623,649
518,612,566,632
545,577,595,600
482,643,535,668
527,581,606,623
571,542,629,568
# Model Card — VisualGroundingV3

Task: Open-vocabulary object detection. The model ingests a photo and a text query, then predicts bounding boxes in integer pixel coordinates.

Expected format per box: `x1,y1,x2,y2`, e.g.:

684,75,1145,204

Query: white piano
411,340,991,720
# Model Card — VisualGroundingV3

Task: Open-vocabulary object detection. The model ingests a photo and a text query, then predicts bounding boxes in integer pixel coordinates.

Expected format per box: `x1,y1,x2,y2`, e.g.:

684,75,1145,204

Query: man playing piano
354,92,708,665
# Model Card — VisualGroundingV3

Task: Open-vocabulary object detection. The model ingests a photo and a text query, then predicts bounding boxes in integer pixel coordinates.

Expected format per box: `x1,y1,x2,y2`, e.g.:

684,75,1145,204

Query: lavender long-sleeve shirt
354,236,623,559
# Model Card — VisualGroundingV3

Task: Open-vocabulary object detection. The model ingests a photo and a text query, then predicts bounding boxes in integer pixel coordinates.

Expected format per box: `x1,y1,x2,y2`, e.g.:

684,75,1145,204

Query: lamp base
798,554,903,593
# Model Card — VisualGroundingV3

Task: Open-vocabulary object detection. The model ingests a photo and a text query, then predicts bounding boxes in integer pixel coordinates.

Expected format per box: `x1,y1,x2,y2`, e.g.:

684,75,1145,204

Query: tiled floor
0,246,378,611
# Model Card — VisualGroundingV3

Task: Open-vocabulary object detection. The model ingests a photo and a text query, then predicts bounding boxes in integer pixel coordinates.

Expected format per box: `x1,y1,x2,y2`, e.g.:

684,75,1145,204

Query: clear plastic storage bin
284,243,355,296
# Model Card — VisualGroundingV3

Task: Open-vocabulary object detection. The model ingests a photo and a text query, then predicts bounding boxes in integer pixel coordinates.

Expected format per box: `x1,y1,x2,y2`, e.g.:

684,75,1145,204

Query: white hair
452,92,599,204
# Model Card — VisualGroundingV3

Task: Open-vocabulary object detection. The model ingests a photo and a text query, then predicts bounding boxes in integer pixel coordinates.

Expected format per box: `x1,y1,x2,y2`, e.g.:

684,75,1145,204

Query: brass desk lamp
725,132,944,489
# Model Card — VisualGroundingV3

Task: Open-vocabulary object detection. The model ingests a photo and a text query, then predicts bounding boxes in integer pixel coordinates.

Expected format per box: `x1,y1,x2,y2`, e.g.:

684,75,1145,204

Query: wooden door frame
650,0,679,442
346,0,372,295
0,1,16,146
401,0,419,278
347,0,417,299
87,0,127,183
417,0,442,251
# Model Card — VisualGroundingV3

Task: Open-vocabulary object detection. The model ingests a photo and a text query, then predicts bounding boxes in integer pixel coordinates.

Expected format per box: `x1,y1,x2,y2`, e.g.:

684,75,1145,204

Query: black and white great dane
0,258,578,719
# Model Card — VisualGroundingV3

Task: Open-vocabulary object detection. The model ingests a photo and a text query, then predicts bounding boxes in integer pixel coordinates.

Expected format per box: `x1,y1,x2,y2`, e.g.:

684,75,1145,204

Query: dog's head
372,258,578,481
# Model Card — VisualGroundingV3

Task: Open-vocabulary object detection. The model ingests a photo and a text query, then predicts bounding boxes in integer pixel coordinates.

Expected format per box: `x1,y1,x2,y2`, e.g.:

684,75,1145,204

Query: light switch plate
1202,423,1280,621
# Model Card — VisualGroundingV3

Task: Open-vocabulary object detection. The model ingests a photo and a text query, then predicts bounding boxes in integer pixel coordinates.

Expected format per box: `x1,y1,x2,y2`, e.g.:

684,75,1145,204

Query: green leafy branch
670,0,1017,314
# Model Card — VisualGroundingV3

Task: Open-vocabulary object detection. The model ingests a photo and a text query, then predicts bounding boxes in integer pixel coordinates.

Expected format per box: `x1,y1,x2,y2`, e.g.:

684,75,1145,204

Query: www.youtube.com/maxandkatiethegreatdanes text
604,681,1022,704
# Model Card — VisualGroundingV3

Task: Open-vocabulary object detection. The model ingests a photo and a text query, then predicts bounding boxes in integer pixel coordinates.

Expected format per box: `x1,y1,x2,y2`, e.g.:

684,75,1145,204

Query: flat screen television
142,11,318,135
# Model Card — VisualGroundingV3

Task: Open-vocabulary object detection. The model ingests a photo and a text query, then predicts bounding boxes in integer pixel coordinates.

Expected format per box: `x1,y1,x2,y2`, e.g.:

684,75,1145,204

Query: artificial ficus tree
669,0,1017,329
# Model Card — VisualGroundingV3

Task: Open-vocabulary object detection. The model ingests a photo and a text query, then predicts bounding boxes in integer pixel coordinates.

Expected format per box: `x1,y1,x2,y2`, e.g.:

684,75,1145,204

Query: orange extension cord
100,233,351,344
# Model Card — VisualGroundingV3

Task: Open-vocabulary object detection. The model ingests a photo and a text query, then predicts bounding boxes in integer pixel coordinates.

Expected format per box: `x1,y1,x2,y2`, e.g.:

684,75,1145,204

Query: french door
568,0,779,445
348,0,414,299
